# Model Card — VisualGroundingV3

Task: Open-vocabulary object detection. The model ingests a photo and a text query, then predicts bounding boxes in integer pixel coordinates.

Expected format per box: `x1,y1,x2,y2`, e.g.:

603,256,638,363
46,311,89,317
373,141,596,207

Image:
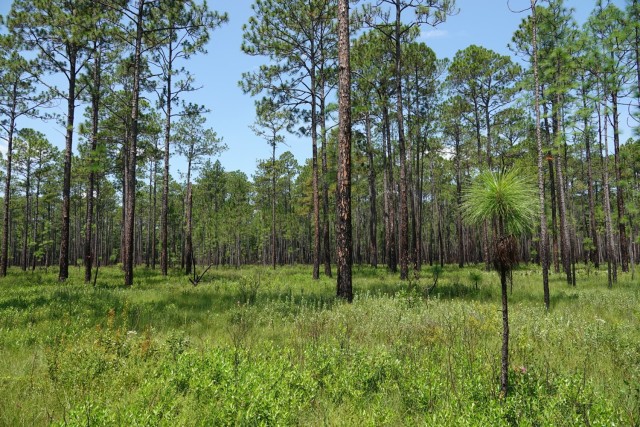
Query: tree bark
383,105,397,272
600,88,617,286
531,1,550,310
611,90,628,271
394,2,409,280
124,0,145,287
365,113,378,268
336,0,352,302
59,48,77,282
320,80,332,277
271,141,277,270
581,77,600,268
161,30,173,277
184,183,193,275
311,63,320,280
85,48,101,283
22,152,31,271
1,100,16,277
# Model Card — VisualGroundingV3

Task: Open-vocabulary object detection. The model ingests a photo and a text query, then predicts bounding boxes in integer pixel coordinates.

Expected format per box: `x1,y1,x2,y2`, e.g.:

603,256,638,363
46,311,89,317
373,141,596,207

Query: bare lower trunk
383,105,397,272
531,2,550,309
600,90,617,286
611,91,628,272
311,67,320,280
320,83,332,277
1,110,16,277
85,50,101,282
336,0,352,301
395,4,409,280
59,50,77,282
184,183,193,275
124,1,145,287
365,113,377,268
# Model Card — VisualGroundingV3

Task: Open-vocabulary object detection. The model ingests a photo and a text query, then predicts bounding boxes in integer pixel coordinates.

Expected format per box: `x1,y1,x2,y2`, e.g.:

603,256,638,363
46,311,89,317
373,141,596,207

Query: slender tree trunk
59,48,78,282
531,1,550,310
1,103,16,277
336,0,352,301
455,132,464,268
581,79,599,268
553,95,572,285
161,34,173,277
600,89,617,286
383,105,397,272
32,171,41,270
184,183,193,275
271,141,277,270
311,63,320,280
611,90,628,271
124,1,145,287
365,113,377,268
394,3,409,280
22,159,31,271
320,81,332,277
85,49,101,282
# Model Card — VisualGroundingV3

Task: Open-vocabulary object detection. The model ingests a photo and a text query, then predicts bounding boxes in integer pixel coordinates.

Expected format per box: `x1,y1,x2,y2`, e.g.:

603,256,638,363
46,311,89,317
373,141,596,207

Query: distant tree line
0,0,638,290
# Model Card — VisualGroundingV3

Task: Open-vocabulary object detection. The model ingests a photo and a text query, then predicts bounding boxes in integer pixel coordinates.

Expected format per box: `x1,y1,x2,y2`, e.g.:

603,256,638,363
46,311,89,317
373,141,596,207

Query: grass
0,263,638,425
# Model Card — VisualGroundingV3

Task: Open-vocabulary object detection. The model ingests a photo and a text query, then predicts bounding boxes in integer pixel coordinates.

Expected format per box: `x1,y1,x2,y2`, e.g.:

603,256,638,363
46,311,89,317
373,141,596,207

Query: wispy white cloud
421,29,448,39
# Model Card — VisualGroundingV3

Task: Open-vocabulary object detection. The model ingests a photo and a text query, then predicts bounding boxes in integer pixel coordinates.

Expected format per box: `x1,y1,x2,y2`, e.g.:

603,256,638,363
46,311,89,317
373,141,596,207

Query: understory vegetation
1,265,638,426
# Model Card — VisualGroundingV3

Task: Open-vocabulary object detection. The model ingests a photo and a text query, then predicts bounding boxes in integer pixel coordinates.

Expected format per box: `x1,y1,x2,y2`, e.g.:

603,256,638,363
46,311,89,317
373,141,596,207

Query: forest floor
0,264,638,426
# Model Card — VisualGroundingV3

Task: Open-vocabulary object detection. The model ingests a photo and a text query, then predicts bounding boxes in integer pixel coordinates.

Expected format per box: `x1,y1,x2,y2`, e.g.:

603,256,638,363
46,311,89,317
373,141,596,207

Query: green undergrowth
0,264,638,425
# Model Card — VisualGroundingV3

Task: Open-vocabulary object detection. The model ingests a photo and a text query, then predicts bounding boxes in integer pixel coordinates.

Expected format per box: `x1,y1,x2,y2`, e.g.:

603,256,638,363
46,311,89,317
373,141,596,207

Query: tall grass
0,264,638,425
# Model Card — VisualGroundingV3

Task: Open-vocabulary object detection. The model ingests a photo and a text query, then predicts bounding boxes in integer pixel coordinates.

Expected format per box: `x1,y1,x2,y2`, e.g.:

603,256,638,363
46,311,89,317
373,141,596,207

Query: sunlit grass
0,263,638,425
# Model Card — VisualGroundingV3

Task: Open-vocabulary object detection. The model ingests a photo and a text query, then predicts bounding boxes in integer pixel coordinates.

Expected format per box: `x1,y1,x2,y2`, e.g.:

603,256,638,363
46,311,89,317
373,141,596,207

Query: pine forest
0,0,639,425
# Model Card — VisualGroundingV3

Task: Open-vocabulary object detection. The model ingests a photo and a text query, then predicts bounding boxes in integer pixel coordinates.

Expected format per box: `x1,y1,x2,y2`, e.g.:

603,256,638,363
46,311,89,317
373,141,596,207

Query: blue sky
0,0,630,180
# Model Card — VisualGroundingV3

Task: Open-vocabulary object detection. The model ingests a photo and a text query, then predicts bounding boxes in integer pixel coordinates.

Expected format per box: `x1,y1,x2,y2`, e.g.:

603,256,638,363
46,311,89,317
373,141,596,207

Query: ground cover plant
0,264,638,426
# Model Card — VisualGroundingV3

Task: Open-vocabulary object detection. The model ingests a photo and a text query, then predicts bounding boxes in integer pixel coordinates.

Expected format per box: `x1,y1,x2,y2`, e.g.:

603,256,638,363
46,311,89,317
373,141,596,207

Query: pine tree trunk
124,0,145,287
320,82,332,277
383,105,397,272
1,105,16,277
21,158,31,271
531,1,550,309
611,91,628,271
59,49,77,282
336,0,352,302
394,1,409,280
271,142,277,270
184,183,193,275
600,90,617,286
365,113,377,268
581,79,600,268
311,65,320,280
161,34,173,277
85,50,101,282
